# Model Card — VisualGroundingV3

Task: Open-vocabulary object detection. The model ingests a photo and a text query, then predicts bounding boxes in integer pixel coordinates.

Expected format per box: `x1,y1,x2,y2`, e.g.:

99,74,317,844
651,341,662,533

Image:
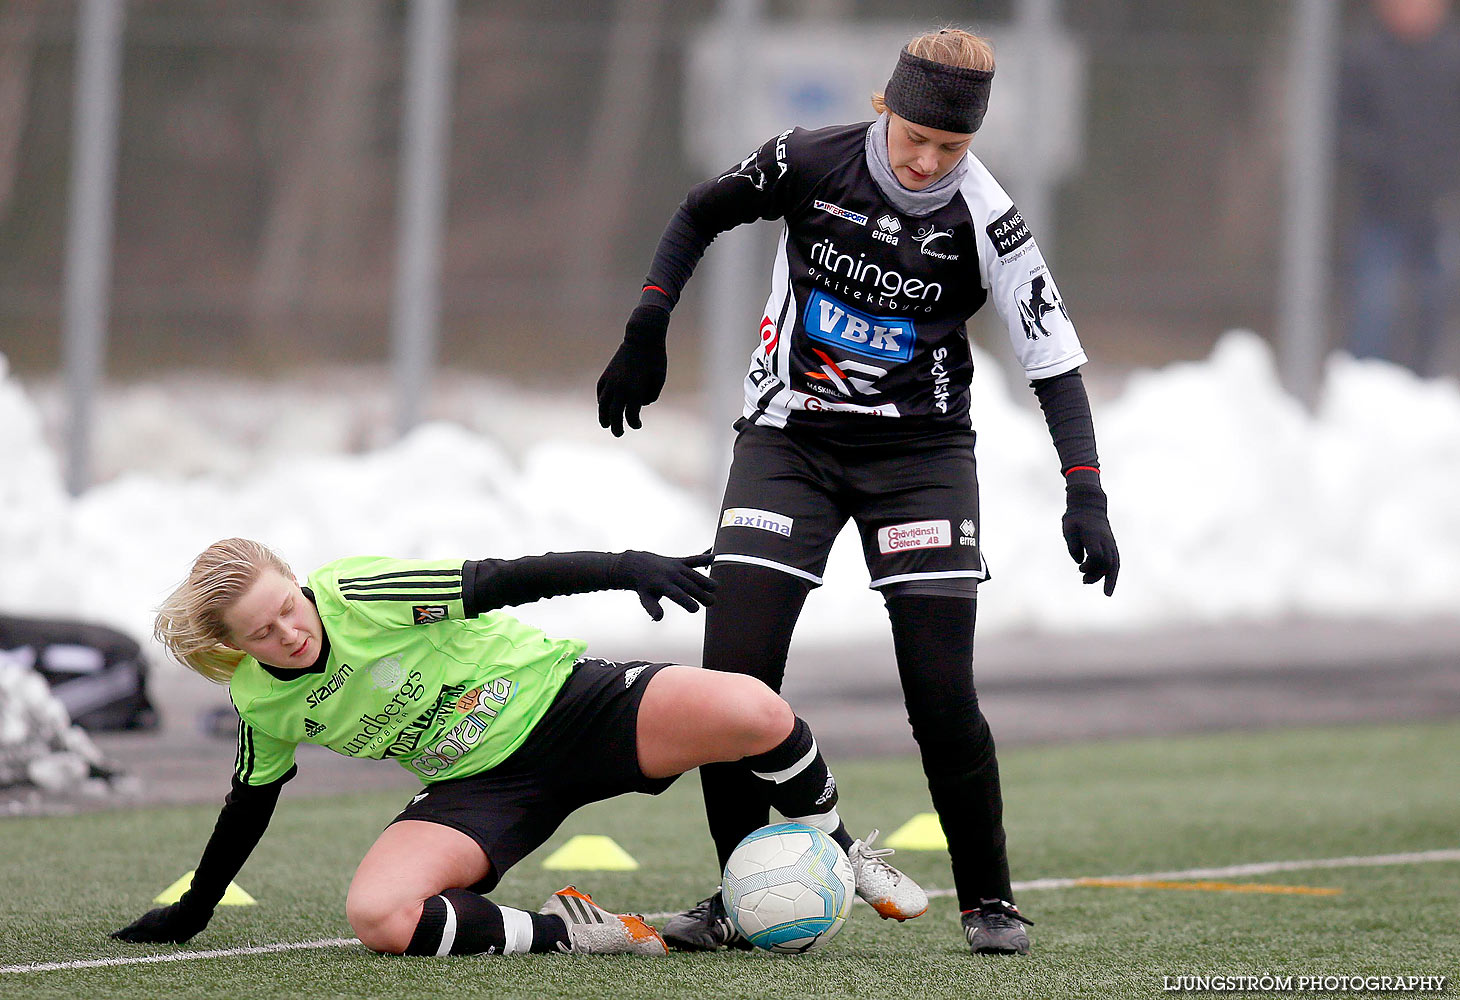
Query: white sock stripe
498,906,534,955
751,738,818,784
786,807,842,835
435,896,457,957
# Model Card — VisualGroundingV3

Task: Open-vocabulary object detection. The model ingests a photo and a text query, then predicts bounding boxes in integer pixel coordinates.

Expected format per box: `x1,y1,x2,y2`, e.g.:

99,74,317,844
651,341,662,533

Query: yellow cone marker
884,812,947,851
541,835,640,871
153,870,257,906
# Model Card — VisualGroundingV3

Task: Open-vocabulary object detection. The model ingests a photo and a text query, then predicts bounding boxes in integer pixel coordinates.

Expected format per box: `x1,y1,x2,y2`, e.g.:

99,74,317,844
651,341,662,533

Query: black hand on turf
610,550,717,620
111,901,212,944
597,305,670,437
1062,480,1120,596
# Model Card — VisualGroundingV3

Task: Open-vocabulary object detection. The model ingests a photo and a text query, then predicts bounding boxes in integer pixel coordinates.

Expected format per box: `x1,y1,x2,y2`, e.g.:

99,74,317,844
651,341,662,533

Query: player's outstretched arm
465,550,716,619
112,770,291,945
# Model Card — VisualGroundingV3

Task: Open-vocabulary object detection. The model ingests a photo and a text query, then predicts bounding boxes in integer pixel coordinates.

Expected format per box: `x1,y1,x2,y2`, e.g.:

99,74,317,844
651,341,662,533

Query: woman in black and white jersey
596,27,1120,956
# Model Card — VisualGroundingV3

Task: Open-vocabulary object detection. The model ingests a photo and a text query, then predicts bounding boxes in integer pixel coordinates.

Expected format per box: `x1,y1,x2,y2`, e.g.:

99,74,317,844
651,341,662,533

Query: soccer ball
720,822,855,954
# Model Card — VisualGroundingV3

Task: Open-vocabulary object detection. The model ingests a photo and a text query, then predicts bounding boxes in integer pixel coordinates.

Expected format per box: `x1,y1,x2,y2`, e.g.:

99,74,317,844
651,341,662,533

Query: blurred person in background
1339,0,1460,376
111,539,922,956
596,27,1119,956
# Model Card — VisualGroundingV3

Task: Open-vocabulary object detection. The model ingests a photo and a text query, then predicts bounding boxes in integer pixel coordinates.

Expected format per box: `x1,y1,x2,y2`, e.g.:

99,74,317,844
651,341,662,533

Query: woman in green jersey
112,538,923,958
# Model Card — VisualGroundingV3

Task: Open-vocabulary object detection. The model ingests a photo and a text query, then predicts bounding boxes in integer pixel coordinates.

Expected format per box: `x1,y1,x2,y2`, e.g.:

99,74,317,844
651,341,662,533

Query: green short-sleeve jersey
228,556,585,786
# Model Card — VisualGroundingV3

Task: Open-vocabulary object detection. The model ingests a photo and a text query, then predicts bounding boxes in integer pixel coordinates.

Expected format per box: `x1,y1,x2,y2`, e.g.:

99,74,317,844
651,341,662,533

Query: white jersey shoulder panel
960,154,1087,379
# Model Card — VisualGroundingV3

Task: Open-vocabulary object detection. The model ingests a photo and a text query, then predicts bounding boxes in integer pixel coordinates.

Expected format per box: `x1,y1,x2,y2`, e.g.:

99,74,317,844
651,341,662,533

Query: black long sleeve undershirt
1030,368,1100,476
462,551,628,618
638,205,712,312
179,765,294,914
639,174,767,312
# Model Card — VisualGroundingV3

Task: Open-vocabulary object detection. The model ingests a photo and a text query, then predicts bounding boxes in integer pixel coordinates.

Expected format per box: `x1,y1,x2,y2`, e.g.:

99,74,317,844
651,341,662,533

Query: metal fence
0,0,1451,485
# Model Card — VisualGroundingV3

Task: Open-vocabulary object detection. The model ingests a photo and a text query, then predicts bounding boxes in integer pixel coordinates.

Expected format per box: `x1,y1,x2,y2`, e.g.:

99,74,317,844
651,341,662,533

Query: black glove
1061,471,1120,596
111,897,213,945
609,550,717,620
597,305,670,437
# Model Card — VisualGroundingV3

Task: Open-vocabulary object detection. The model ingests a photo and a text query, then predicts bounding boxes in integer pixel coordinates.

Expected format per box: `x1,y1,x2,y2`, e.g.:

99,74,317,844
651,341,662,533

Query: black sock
744,716,853,853
927,765,1012,906
404,889,569,956
699,563,812,869
887,594,1014,908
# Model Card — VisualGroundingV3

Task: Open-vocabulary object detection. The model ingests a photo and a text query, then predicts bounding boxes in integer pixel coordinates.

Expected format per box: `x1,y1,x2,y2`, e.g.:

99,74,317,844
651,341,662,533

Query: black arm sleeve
1030,368,1100,475
641,131,797,311
180,766,295,913
638,203,719,311
463,552,621,616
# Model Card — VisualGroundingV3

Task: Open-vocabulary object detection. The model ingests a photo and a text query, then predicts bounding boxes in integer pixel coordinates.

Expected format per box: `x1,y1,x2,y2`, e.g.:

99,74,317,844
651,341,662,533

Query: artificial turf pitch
2,719,1457,999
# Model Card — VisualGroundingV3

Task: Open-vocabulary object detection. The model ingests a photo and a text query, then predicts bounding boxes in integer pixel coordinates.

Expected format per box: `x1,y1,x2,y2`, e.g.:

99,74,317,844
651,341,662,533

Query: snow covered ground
3,331,1458,669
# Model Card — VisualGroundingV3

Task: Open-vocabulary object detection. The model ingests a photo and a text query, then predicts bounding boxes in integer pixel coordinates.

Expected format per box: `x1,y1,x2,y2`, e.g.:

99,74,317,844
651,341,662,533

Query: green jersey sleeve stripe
340,591,463,602
236,721,256,783
337,579,463,593
336,569,463,584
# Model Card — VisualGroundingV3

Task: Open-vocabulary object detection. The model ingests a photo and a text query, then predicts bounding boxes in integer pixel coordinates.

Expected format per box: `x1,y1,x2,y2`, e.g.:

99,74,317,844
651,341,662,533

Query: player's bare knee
352,915,412,955
737,679,794,753
346,892,413,954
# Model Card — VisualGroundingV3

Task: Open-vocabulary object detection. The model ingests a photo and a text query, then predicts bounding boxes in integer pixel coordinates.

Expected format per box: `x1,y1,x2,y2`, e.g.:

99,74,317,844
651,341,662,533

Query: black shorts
714,421,989,593
388,658,676,893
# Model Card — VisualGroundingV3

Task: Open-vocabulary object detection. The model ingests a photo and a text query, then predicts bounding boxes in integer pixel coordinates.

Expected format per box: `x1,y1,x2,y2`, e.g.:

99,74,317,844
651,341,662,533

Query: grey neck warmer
864,113,970,218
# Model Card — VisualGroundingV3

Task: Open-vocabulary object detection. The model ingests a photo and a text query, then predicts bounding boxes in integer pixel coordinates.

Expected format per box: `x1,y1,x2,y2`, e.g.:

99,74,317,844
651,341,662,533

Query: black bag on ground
0,614,159,731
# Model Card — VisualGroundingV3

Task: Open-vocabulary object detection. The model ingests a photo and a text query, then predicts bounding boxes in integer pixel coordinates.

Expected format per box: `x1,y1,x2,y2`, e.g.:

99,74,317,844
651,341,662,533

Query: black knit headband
883,47,993,134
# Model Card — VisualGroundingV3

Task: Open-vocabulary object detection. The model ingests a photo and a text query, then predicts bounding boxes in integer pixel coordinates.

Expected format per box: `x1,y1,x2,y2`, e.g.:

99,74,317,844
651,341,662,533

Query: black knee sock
403,889,569,956
926,760,1011,907
887,594,1014,908
699,563,812,870
744,716,853,852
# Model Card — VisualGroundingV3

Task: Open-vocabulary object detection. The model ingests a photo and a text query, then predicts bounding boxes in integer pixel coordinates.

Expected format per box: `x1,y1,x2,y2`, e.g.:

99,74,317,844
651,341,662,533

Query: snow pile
0,651,130,802
0,332,1457,668
977,332,1460,632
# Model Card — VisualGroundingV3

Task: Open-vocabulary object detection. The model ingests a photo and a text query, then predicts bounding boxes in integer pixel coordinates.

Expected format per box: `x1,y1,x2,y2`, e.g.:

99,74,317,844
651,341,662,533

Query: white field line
5,848,1457,974
0,937,358,974
711,847,1460,916
1004,848,1460,893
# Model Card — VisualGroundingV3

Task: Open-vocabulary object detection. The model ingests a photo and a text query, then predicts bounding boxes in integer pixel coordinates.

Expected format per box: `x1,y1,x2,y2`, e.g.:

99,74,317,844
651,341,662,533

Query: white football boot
848,829,929,920
540,886,669,956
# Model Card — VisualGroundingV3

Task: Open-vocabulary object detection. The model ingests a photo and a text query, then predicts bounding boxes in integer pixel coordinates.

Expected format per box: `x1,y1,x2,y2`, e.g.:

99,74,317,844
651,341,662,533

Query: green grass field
3,720,1458,1000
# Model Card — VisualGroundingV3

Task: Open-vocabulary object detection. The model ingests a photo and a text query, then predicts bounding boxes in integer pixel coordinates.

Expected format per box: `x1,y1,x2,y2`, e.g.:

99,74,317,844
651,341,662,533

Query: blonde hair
154,538,293,683
872,28,996,116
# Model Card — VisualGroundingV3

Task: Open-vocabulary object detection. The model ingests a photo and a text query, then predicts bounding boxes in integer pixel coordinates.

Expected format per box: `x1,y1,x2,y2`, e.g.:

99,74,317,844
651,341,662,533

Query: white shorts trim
714,554,823,586
867,568,987,589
